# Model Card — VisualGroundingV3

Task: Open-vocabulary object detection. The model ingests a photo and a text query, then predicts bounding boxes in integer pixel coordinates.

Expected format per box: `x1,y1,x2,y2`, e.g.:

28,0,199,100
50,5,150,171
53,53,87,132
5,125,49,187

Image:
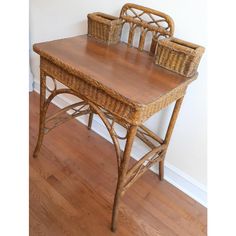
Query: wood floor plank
29,92,207,236
30,208,49,236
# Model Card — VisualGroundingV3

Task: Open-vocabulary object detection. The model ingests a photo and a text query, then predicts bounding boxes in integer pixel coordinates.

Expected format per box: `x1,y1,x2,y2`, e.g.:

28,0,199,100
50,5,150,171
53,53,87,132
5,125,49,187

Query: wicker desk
33,35,197,232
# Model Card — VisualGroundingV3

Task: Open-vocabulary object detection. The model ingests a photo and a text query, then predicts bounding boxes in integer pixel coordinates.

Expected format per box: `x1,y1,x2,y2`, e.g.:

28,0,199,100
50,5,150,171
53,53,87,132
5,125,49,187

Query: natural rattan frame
33,58,187,231
33,3,199,233
120,3,174,53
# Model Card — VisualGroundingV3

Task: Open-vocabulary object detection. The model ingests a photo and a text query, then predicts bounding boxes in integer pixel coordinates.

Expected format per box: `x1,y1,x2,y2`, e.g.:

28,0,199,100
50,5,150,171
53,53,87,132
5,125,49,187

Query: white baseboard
29,70,34,92
34,81,207,207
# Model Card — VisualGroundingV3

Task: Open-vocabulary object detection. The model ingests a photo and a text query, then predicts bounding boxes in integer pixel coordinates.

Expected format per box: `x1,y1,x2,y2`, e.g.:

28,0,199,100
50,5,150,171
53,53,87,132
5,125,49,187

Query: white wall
30,0,207,203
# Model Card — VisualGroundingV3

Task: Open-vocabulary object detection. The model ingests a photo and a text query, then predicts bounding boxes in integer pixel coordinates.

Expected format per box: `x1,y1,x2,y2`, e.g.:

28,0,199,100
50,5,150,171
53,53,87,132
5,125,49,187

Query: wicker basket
87,12,123,45
155,37,205,77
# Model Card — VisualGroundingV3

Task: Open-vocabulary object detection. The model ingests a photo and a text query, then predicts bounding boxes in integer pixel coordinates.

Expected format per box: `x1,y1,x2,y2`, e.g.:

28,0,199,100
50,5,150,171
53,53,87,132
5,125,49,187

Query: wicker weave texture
87,12,123,45
40,57,193,125
33,4,204,232
155,37,205,77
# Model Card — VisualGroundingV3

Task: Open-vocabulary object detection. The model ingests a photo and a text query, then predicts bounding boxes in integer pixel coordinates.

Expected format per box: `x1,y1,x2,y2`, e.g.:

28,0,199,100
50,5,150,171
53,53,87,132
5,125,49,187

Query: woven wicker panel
88,12,123,45
40,58,143,124
40,58,195,125
142,83,188,122
155,37,205,77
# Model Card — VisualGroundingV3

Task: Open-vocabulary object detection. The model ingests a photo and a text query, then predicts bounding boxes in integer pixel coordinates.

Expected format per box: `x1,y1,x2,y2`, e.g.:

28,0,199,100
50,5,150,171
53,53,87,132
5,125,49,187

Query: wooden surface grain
33,35,194,105
30,92,207,236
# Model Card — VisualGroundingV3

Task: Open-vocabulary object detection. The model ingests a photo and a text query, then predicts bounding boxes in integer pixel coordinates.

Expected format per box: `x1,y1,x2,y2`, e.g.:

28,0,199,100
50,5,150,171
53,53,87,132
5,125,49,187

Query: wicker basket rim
158,37,205,55
88,12,123,25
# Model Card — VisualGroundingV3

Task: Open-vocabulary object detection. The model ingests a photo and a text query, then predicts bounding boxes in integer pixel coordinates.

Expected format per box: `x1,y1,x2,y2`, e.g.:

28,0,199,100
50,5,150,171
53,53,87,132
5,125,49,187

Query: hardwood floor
29,92,207,236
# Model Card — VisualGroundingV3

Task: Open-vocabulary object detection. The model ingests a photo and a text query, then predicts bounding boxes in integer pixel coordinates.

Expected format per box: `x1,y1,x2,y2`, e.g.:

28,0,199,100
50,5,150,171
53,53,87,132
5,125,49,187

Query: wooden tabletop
33,35,195,105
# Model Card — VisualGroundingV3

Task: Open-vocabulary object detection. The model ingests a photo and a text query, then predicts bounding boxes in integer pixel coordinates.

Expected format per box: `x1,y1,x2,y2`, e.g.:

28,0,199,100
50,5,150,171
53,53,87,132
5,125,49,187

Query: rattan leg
111,125,138,232
159,97,184,180
33,71,47,158
159,160,165,181
87,112,94,130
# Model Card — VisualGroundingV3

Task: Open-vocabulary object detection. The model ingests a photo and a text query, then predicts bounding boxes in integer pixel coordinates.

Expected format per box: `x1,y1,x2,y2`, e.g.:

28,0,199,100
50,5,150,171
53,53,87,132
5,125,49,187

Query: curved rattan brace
120,3,174,34
44,106,91,134
34,85,124,171
42,76,57,93
46,101,86,122
120,3,174,53
86,102,124,169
